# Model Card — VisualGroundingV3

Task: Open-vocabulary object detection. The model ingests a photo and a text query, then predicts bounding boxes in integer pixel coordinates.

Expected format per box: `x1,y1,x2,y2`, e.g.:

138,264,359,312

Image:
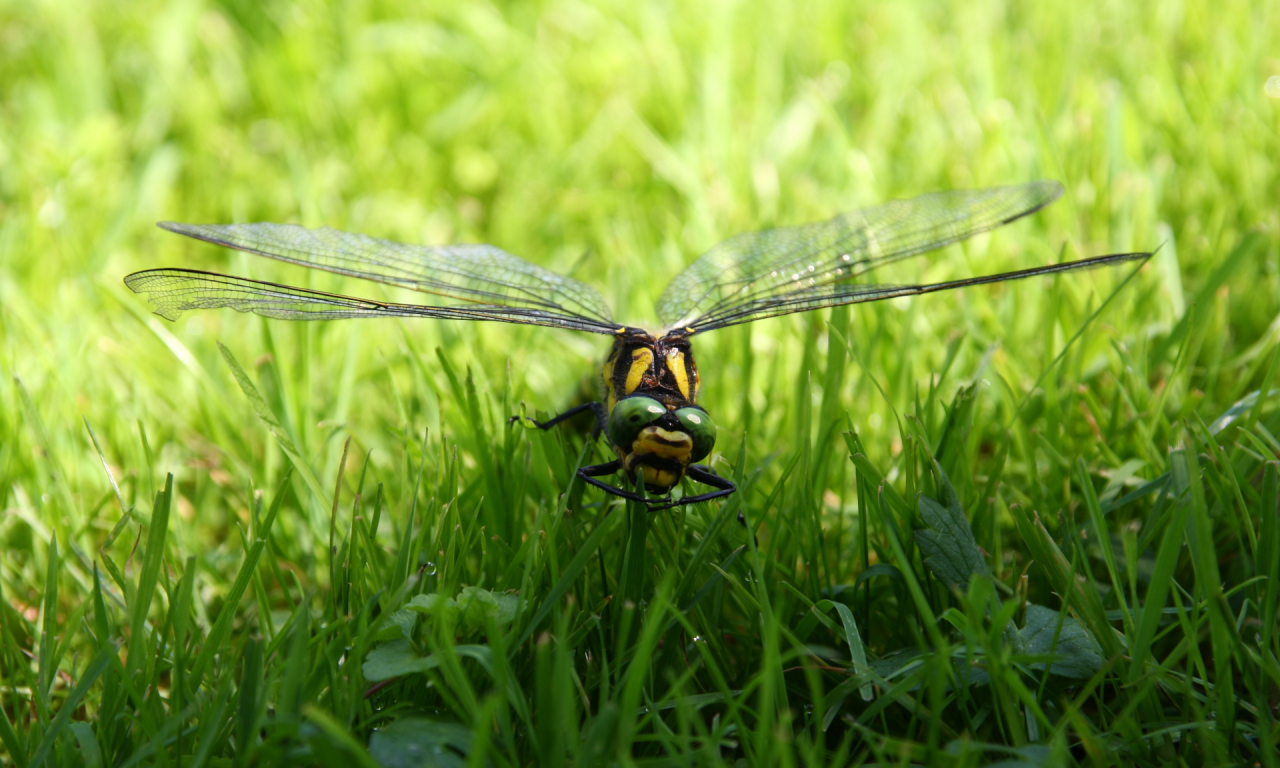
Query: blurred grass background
2,0,1279,764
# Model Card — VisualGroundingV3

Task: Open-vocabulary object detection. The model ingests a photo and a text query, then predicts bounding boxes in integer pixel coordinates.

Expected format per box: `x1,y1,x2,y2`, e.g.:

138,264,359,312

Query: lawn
2,0,1279,765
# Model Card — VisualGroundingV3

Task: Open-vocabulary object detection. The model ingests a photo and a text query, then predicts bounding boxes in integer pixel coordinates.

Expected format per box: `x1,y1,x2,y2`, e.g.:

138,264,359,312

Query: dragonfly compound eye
607,396,666,449
674,407,716,462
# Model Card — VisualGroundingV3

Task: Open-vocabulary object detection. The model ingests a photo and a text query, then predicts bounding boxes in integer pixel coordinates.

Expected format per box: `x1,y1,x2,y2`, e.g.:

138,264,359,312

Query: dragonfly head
607,395,717,492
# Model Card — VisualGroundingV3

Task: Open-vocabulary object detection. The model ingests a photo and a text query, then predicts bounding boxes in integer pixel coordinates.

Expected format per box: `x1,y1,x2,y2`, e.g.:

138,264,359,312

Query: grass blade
188,467,290,690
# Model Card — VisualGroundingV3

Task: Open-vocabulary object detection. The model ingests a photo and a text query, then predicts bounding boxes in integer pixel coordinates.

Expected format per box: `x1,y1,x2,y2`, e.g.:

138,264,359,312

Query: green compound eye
607,396,666,448
674,407,717,462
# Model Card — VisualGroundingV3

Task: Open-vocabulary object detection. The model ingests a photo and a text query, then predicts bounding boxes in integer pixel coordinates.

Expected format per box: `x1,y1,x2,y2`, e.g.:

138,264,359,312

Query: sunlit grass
2,0,1279,765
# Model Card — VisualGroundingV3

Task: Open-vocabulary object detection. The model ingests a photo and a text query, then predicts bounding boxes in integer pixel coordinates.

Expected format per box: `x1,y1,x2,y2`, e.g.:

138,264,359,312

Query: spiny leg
515,404,640,504
577,459,654,503
509,401,607,439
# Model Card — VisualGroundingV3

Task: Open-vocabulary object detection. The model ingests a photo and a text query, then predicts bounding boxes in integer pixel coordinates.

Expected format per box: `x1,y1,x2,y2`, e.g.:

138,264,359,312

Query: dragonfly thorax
601,329,714,493
602,328,700,411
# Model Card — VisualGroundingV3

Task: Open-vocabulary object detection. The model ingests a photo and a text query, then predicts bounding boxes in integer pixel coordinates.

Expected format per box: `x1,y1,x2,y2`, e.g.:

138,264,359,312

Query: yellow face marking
665,348,690,401
624,347,654,396
621,444,687,491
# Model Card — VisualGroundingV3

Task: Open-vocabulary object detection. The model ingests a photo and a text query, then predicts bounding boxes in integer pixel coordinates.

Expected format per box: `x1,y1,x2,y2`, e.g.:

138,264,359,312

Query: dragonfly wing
655,181,1065,331
124,269,620,334
157,221,615,329
690,251,1151,331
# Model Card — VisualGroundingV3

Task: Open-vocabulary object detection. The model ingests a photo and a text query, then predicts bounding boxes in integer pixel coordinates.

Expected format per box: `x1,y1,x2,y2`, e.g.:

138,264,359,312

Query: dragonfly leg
509,401,607,439
647,464,737,510
577,459,651,503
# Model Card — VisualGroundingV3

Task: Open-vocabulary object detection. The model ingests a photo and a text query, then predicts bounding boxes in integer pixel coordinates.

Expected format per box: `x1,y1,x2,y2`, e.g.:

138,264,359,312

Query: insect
126,181,1148,509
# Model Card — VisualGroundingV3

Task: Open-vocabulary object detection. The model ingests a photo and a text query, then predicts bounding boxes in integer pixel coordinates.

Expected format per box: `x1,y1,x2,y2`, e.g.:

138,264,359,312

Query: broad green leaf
914,466,989,590
368,718,471,768
371,609,419,643
404,589,523,632
455,587,522,629
362,640,444,681
362,641,491,682
405,593,457,615
1019,604,1104,679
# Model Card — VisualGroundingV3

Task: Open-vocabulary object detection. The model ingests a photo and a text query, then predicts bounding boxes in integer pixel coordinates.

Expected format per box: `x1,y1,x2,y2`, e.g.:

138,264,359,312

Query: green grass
2,0,1279,765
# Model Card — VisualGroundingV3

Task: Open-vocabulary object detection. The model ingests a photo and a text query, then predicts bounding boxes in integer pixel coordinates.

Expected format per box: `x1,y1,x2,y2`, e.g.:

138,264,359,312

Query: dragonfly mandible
126,181,1149,509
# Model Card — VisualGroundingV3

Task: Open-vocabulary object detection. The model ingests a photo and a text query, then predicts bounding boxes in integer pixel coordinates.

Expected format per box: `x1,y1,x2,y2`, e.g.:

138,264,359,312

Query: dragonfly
126,180,1149,509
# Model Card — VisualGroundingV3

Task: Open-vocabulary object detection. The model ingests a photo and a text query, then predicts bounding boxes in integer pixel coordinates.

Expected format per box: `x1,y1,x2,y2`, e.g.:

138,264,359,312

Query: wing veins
659,182,1065,329
689,252,1151,332
124,268,619,334
159,222,615,325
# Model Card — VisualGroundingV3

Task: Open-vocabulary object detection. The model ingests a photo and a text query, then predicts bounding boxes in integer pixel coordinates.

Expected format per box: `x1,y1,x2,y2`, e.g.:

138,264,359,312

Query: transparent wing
124,269,620,334
684,252,1151,331
656,181,1067,331
153,221,615,329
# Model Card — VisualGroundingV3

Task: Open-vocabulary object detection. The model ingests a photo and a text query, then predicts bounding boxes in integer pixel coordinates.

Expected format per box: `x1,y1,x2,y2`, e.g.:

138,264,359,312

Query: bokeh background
2,0,1279,762
5,0,1275,541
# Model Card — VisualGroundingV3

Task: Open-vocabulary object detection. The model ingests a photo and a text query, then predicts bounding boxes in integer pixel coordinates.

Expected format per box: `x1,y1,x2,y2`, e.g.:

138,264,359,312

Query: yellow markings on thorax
602,350,617,387
665,348,690,401
623,347,653,396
